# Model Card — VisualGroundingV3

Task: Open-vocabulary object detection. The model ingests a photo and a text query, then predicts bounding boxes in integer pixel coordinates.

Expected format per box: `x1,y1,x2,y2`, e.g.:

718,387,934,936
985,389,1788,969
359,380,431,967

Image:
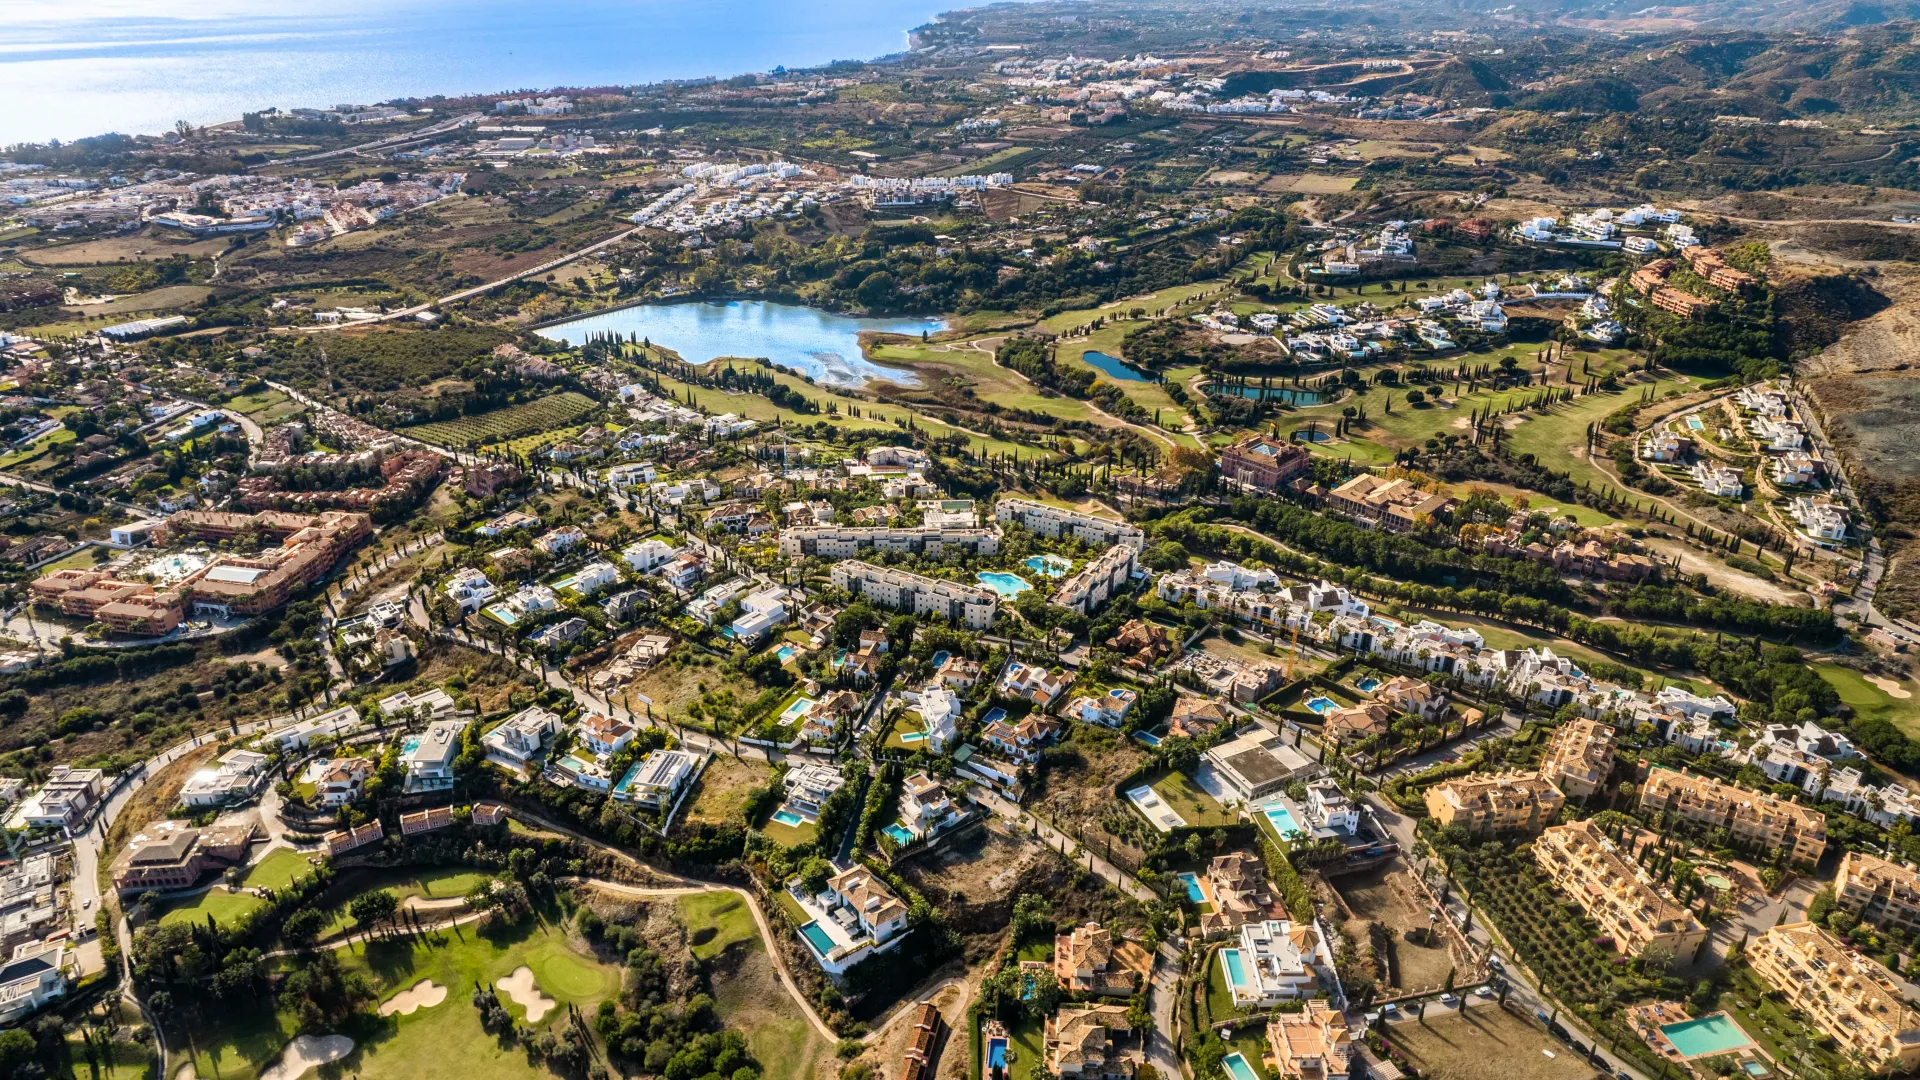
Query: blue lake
1079,350,1153,382
1212,384,1325,405
539,300,944,389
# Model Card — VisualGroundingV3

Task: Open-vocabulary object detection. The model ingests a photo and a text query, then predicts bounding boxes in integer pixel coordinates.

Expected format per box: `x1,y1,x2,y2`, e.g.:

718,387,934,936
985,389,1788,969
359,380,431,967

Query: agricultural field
404,391,598,447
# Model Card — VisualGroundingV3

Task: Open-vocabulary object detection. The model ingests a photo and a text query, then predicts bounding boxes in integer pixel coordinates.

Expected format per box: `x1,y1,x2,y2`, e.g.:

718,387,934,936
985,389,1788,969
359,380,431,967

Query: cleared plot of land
1331,866,1454,991
682,755,773,827
1289,174,1361,193
64,285,215,317
1382,1006,1602,1080
678,891,760,961
405,391,597,447
689,890,832,1080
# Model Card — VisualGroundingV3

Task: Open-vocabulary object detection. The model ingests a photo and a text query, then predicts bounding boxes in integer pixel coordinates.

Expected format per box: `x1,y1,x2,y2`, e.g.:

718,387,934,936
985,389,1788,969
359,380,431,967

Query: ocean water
0,0,950,145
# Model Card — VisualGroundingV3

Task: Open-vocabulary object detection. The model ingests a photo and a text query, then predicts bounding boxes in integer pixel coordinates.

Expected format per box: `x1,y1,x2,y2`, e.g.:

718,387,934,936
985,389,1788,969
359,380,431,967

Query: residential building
1054,922,1140,996
325,820,384,857
1325,474,1453,532
533,526,586,555
13,767,105,832
1067,687,1139,728
109,819,257,896
1170,697,1233,740
1044,1004,1138,1080
1199,851,1287,938
727,587,790,644
0,943,70,1025
1835,851,1920,936
1323,702,1392,744
375,687,457,720
443,568,496,615
403,719,467,793
982,714,1060,764
1535,820,1707,963
779,763,846,820
1639,768,1828,866
1052,545,1137,615
1692,461,1744,498
998,662,1072,707
901,1002,945,1080
1539,718,1616,800
897,772,966,841
935,654,982,691
608,749,694,810
793,865,911,975
1205,728,1316,805
400,806,454,835
576,712,636,760
1266,1001,1353,1080
1748,922,1920,1074
257,706,364,751
178,748,269,806
480,707,560,764
830,560,999,630
914,688,961,752
778,526,999,559
994,498,1145,550
1792,496,1849,543
314,757,374,808
1374,675,1447,722
1423,771,1565,835
1220,435,1313,492
1219,918,1329,1007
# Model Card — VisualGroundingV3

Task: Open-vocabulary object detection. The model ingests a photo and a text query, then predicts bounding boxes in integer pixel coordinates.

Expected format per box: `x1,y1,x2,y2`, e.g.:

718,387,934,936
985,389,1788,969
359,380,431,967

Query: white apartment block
1052,544,1137,615
829,560,999,629
994,498,1144,550
778,526,999,559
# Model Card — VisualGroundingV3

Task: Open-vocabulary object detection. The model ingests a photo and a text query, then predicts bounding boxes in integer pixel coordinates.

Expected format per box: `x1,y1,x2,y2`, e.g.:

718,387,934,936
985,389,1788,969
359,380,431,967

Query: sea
0,0,953,147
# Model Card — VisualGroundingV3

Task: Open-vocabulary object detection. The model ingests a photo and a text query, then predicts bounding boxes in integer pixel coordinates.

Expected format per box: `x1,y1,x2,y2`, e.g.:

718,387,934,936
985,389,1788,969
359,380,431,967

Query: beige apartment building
1748,922,1920,1074
1834,851,1920,936
1534,820,1707,964
1539,718,1616,800
1638,768,1828,867
1424,771,1565,835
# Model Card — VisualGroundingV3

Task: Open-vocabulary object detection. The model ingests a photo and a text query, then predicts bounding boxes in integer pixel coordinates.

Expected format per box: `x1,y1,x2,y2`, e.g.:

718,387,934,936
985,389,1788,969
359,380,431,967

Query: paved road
278,112,482,164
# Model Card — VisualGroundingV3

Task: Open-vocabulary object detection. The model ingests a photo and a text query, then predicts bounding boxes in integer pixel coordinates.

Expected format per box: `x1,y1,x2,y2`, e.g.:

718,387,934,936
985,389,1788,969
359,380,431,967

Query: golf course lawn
678,891,760,961
319,867,494,936
158,850,319,929
190,921,620,1080
1817,663,1920,740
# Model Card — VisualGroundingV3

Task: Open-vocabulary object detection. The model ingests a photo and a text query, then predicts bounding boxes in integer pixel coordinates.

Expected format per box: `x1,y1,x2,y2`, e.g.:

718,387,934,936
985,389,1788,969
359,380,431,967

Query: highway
277,112,483,165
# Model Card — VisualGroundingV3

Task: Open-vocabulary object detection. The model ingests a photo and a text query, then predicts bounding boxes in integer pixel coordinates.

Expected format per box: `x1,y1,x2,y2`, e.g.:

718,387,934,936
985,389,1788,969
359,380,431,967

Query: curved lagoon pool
977,571,1033,597
537,300,944,389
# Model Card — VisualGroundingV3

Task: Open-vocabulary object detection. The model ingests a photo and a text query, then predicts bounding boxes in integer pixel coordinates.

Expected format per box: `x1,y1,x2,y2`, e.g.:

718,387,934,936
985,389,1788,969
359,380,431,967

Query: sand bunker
378,978,448,1016
174,1064,196,1080
497,966,555,1022
401,894,466,913
1868,675,1914,699
257,1035,354,1080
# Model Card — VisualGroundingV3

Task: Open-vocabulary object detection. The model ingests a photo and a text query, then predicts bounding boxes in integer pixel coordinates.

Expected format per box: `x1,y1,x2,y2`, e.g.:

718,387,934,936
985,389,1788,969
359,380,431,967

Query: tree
798,857,834,896
349,889,400,939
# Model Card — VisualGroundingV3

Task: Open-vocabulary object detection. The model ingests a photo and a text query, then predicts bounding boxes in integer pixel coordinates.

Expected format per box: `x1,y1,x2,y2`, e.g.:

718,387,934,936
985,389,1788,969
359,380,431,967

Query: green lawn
884,711,932,751
69,1039,154,1080
1816,663,1920,740
319,867,493,937
678,891,760,960
158,887,267,930
1147,770,1236,827
1203,948,1252,1022
241,849,316,892
991,1017,1047,1080
761,814,819,848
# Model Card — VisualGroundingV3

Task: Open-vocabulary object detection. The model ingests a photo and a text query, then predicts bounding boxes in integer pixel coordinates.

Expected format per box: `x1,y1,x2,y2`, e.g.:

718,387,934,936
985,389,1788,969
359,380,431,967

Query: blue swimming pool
1354,677,1380,693
799,921,836,956
987,1037,1008,1071
883,823,916,845
771,810,806,827
983,707,1007,726
976,571,1033,597
780,696,816,723
1222,1053,1260,1080
1177,872,1205,904
1304,696,1338,715
775,644,797,663
1263,805,1305,841
1220,948,1249,989
1134,731,1162,747
1661,1015,1754,1058
931,650,950,668
1688,415,1706,431
899,730,928,744
1023,554,1073,578
401,736,422,753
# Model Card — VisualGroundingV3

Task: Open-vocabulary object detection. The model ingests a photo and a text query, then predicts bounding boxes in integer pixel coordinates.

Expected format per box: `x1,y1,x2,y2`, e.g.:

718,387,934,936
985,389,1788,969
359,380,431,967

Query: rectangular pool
798,921,836,956
883,823,916,845
1222,1053,1260,1080
1263,805,1304,841
986,1037,1008,1071
1176,872,1205,904
771,810,805,827
775,644,797,663
780,696,817,723
1660,1014,1755,1059
1688,415,1706,431
1220,948,1248,989
982,707,1007,726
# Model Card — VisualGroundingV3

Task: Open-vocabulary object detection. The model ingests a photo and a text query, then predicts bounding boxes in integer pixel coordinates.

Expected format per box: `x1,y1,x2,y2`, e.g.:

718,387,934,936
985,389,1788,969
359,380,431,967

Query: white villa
1217,918,1332,1007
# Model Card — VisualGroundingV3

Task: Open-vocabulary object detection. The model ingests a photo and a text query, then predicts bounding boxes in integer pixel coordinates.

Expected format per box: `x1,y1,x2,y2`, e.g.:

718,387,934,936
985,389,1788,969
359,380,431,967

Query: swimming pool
775,644,797,663
1134,731,1162,747
976,571,1033,597
1023,554,1073,578
1354,677,1380,693
931,650,950,668
1176,872,1205,904
899,730,928,744
1220,949,1249,989
1222,1053,1260,1080
1740,1062,1770,1078
986,1036,1008,1071
779,696,817,723
982,707,1007,726
401,736,422,754
798,921,837,956
882,823,916,845
1660,1015,1755,1059
1304,696,1339,715
1688,415,1706,431
485,603,519,626
1263,805,1305,841
771,810,806,827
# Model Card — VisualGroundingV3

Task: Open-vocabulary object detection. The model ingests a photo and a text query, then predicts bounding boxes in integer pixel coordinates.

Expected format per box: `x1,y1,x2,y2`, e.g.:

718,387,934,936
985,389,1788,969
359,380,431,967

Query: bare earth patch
379,978,448,1016
497,966,555,1022
258,1035,355,1080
